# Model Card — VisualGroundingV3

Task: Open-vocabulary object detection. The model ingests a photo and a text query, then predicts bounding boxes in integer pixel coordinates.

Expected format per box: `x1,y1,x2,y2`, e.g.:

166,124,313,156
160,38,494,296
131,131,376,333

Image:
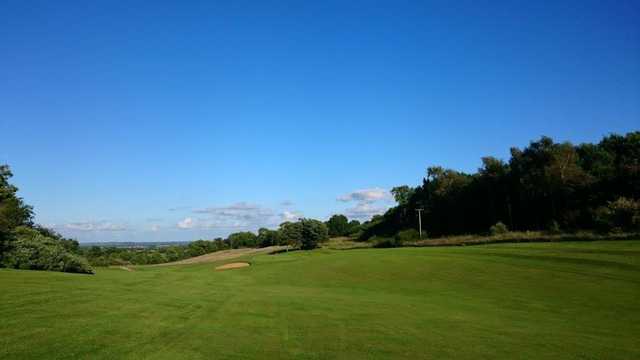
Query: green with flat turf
1,241,639,359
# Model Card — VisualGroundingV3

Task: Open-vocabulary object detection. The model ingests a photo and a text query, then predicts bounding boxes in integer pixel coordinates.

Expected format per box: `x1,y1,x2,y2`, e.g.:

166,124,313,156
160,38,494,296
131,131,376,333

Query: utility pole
415,208,424,239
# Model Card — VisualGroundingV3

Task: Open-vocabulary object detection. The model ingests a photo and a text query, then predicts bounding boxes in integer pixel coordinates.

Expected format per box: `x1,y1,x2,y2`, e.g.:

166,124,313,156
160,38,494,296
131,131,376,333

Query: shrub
395,229,420,242
594,197,640,232
372,236,402,248
489,222,509,236
2,227,93,274
59,252,93,273
547,220,561,234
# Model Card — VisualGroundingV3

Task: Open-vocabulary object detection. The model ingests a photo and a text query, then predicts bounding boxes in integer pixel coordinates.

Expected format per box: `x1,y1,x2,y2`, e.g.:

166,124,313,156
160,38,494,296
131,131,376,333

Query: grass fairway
1,241,639,359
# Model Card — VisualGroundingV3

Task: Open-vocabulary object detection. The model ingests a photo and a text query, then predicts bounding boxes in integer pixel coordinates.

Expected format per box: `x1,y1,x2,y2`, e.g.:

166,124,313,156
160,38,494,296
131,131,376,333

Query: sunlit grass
1,241,639,359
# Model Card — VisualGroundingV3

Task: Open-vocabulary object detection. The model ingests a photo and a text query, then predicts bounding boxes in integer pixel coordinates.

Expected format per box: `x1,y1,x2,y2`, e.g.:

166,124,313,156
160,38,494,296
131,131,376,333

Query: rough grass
407,231,639,247
1,241,639,359
322,237,372,250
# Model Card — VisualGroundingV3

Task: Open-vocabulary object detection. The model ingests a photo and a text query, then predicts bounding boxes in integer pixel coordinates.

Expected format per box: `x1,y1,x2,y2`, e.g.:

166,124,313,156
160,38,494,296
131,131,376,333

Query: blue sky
1,1,638,242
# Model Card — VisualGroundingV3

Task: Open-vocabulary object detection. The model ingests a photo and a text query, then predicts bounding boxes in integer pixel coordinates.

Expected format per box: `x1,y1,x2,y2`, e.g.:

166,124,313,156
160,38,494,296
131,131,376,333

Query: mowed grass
1,241,639,359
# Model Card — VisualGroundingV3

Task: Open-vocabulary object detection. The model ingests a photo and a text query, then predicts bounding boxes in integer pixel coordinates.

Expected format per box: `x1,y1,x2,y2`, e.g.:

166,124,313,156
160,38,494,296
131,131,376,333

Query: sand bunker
215,262,251,271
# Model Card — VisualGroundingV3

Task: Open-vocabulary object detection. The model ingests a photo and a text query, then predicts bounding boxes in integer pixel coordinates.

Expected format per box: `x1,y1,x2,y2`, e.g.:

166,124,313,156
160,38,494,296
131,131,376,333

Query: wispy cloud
280,200,294,207
177,217,194,229
337,187,392,221
178,202,300,230
168,206,191,212
64,221,128,232
337,188,390,203
281,210,302,222
193,202,261,214
344,202,388,221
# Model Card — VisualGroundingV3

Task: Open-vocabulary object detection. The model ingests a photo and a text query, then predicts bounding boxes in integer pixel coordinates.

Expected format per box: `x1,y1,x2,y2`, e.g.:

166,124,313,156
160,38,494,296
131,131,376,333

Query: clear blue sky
1,1,638,242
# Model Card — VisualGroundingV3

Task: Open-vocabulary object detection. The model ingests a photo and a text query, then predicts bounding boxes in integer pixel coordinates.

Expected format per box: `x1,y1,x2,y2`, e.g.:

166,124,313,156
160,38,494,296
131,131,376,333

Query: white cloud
177,217,195,229
281,210,302,222
280,200,294,207
344,202,389,221
337,188,390,202
337,187,393,221
193,202,261,214
150,224,160,232
64,221,128,232
186,202,297,230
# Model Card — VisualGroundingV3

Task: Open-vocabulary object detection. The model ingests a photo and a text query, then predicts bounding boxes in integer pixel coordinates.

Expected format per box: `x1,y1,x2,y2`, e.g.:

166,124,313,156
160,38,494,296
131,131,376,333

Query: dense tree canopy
278,221,304,247
227,232,258,249
299,218,329,249
362,132,640,239
257,228,281,247
326,214,349,237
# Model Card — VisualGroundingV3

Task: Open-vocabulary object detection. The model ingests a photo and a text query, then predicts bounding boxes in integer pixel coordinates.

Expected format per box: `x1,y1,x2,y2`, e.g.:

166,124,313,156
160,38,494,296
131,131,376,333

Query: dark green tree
391,186,414,206
278,221,303,247
360,131,640,240
347,220,361,235
300,218,329,250
325,214,349,237
227,231,258,249
257,228,280,247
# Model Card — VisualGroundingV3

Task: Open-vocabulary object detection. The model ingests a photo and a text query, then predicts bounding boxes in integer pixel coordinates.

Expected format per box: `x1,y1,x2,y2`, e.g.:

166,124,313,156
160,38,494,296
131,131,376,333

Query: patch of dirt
150,246,287,266
215,262,250,271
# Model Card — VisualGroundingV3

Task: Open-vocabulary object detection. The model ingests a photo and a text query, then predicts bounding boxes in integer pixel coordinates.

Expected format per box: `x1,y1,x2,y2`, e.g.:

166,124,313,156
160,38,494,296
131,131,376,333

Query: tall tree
361,132,640,240
278,221,303,248
325,214,349,237
390,186,414,206
257,228,280,247
300,218,329,250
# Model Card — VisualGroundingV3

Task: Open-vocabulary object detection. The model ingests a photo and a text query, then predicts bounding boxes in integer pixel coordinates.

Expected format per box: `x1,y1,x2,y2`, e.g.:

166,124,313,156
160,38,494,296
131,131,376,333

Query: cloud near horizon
63,221,128,232
177,217,194,229
344,202,388,221
281,210,302,222
337,187,392,221
337,188,390,203
176,202,303,231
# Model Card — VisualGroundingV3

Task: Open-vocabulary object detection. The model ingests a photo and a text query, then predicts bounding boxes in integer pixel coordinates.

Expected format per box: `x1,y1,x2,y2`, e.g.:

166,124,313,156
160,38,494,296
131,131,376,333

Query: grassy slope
1,241,639,359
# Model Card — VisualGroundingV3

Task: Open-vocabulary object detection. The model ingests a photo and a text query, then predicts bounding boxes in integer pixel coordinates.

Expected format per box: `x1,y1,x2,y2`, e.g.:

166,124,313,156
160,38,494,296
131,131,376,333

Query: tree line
360,132,640,240
2,131,637,272
83,218,333,266
83,215,369,266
